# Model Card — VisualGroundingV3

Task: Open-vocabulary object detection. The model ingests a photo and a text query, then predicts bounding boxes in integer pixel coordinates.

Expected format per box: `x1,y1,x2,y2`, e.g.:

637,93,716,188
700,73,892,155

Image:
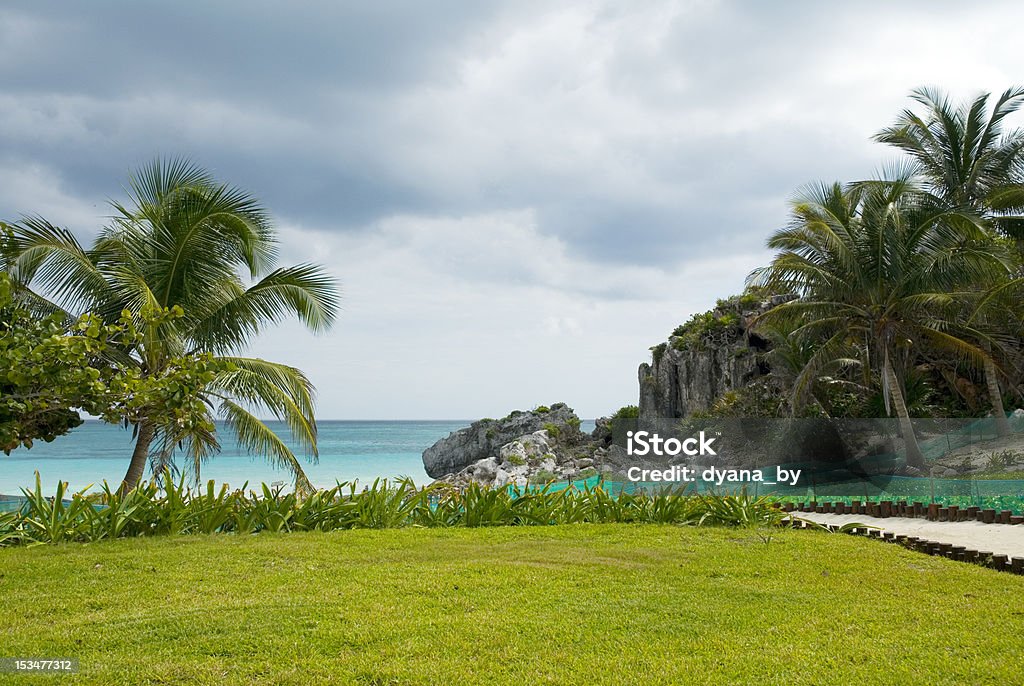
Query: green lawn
1,524,1022,685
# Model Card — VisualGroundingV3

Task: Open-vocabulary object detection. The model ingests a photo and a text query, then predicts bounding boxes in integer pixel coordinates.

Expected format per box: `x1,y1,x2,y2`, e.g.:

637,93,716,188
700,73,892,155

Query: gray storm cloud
1,1,1021,417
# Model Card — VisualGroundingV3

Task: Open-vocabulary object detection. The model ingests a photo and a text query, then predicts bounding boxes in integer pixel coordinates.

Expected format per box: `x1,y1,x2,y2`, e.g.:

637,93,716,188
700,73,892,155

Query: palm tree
3,160,339,493
751,174,1011,469
876,86,1024,435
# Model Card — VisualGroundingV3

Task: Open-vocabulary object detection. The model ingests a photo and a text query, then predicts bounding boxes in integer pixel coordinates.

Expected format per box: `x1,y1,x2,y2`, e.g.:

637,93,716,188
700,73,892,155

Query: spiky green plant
695,488,787,528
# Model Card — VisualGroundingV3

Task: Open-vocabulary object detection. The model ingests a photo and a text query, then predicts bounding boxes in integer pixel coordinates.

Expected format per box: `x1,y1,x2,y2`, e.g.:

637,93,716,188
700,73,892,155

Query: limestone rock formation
422,403,580,479
638,294,794,422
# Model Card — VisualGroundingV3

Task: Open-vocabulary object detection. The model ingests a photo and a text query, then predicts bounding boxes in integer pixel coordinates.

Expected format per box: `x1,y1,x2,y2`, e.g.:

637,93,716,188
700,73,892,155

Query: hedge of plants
0,475,787,547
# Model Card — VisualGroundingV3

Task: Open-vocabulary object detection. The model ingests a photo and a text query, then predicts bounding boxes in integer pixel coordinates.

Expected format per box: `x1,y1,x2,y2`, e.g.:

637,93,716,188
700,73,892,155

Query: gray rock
638,296,794,422
591,416,613,445
499,430,552,465
422,404,580,478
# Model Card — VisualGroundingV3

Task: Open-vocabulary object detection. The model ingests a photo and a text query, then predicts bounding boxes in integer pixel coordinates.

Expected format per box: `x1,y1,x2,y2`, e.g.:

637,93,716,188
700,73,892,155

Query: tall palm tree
876,86,1024,435
3,160,339,492
751,174,1011,469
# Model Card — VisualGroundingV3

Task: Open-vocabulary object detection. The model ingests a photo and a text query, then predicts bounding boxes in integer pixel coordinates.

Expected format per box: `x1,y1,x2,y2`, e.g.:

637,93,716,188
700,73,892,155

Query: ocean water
0,420,473,495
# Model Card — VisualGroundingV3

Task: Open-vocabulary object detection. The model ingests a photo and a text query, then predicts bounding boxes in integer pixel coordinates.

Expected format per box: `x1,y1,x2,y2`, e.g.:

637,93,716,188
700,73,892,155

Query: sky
1,1,1021,419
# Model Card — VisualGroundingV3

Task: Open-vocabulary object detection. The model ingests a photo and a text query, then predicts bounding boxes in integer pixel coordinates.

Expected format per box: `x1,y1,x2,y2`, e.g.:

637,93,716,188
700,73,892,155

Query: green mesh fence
550,414,1024,515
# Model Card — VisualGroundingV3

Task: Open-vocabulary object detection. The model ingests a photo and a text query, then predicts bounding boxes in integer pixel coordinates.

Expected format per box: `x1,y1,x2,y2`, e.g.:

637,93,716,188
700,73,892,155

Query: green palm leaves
751,87,1024,467
3,159,339,492
874,86,1024,236
752,176,1012,467
876,87,1024,434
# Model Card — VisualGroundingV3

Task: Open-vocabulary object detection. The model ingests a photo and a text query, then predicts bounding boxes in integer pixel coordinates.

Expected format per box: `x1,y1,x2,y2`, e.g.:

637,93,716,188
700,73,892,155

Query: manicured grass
1,524,1022,684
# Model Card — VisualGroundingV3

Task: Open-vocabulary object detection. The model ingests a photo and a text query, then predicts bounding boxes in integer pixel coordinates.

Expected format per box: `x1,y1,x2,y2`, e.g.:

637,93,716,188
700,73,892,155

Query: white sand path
795,512,1024,559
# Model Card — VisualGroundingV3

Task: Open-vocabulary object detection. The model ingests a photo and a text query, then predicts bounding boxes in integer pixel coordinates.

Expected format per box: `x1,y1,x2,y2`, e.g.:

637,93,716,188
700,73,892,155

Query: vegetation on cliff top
649,88,1024,446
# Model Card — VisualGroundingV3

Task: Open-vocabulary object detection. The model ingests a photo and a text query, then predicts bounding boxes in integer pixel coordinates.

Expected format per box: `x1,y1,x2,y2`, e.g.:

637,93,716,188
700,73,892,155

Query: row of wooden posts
779,501,1024,575
781,500,1024,525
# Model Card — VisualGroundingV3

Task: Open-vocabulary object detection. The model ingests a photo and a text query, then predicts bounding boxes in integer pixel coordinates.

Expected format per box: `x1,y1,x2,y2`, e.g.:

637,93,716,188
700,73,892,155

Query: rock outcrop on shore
422,404,631,488
422,403,580,479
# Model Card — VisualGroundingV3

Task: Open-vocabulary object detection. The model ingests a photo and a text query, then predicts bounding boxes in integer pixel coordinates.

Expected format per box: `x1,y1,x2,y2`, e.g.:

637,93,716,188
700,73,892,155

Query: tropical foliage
1,160,339,492
650,88,1024,470
0,271,222,454
0,477,785,547
750,172,1012,466
875,86,1024,436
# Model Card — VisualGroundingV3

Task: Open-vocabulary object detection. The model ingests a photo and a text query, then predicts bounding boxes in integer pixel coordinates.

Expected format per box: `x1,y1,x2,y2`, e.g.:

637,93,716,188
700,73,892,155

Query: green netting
547,414,1024,514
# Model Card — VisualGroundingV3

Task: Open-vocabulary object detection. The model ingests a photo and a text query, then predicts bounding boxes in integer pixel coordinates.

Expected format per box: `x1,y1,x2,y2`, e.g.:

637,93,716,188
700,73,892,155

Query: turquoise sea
0,420,476,495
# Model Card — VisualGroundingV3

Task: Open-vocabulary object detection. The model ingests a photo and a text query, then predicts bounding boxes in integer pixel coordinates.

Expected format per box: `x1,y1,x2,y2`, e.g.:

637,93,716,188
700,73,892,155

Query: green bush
608,405,639,433
650,342,668,364
541,422,561,438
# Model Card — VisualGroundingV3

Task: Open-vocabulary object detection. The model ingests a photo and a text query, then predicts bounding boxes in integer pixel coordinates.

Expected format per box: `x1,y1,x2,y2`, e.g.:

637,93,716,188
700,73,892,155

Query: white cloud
0,160,106,234
246,212,769,418
3,0,1024,418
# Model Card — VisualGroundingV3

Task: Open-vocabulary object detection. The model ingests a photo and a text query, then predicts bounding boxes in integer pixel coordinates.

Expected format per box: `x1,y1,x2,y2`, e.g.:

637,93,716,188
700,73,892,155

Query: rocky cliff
638,294,794,422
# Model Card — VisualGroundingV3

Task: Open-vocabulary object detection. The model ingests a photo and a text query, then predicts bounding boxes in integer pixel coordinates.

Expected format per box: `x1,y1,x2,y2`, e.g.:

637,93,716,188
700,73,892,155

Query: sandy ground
796,512,1024,559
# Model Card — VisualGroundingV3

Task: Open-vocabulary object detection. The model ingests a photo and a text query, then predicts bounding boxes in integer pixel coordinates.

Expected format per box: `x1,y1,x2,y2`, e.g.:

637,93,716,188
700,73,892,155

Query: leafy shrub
650,342,668,364
608,405,639,433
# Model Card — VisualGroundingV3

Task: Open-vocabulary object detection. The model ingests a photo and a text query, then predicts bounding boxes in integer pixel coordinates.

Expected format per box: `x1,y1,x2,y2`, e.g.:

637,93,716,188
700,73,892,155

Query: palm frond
220,399,313,492
211,357,319,459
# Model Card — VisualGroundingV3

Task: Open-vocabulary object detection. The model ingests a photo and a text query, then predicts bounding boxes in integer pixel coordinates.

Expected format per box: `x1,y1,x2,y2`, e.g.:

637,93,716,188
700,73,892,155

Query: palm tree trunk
884,362,926,469
984,355,1012,438
118,420,155,495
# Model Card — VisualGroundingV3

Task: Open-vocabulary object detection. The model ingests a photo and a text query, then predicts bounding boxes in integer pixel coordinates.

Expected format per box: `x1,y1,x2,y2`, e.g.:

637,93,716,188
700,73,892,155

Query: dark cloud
0,1,1019,267
2,1,1018,418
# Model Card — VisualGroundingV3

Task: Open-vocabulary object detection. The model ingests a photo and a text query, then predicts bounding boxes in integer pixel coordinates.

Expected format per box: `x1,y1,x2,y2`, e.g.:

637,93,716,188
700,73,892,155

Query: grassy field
1,524,1022,685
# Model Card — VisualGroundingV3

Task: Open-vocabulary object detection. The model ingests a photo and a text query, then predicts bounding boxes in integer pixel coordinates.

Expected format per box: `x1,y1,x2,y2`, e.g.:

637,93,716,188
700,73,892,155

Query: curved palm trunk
984,356,1012,438
884,363,926,469
118,420,155,495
